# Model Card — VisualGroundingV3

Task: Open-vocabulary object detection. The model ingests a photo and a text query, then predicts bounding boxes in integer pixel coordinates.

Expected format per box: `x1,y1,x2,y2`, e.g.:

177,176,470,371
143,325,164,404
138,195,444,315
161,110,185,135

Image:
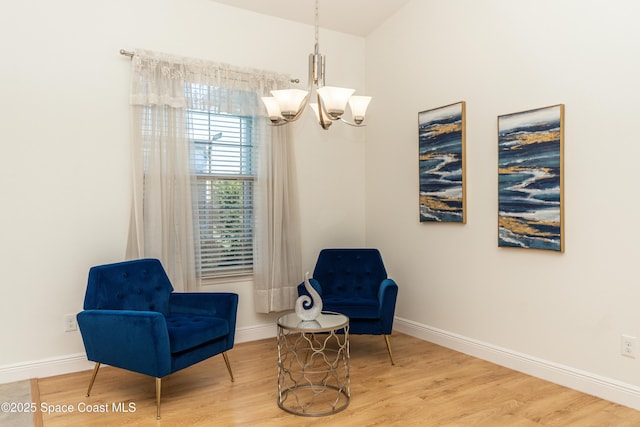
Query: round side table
276,311,350,416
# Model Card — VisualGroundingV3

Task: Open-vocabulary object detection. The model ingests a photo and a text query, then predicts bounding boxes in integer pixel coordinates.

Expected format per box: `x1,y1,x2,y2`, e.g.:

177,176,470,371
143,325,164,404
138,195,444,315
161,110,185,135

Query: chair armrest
378,279,398,303
76,310,171,378
378,278,398,316
169,292,238,319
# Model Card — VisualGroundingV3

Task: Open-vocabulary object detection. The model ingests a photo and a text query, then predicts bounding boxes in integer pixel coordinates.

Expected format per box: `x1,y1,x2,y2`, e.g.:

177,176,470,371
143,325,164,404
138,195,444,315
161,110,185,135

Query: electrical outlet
64,313,77,332
621,335,637,358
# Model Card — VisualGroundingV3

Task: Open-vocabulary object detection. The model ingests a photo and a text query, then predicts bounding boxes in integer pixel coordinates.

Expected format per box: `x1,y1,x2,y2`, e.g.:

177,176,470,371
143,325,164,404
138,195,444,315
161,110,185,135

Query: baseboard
393,316,640,411
234,322,277,344
0,353,94,385
0,323,278,385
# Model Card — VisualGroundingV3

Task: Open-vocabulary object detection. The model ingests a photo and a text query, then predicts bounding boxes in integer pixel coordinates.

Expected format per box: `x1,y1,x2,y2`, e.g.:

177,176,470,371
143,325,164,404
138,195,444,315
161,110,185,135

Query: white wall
365,0,640,406
0,0,366,374
7,0,638,410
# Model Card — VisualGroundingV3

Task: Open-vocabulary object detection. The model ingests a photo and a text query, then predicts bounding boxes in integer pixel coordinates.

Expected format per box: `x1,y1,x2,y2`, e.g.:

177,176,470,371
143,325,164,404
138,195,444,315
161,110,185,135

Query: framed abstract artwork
498,104,564,252
418,101,466,223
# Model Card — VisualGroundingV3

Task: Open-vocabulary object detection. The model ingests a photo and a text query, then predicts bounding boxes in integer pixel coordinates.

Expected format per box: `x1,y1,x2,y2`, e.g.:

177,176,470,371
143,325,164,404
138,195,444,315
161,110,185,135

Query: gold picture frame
418,101,466,223
498,104,564,252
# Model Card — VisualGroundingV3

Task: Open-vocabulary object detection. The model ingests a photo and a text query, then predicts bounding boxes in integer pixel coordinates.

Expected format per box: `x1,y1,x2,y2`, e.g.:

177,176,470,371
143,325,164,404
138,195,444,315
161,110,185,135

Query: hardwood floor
35,332,640,426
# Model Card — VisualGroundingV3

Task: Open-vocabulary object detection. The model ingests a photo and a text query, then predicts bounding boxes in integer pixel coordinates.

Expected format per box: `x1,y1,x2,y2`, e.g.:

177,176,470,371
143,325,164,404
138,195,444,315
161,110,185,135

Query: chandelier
261,0,372,130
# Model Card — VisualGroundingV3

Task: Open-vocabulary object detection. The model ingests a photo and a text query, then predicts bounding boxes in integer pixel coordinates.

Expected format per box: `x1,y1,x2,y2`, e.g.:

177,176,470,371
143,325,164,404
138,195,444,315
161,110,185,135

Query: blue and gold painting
498,104,564,251
418,102,466,223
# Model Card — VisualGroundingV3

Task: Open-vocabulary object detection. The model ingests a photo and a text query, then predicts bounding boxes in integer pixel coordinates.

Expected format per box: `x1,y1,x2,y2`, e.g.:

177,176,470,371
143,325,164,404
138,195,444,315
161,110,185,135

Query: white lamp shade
316,86,355,119
261,97,283,121
348,95,372,124
309,103,332,127
270,89,308,119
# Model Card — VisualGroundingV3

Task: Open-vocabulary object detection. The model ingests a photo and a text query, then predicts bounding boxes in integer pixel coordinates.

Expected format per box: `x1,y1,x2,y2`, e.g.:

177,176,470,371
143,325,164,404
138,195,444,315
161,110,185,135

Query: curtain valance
129,49,292,113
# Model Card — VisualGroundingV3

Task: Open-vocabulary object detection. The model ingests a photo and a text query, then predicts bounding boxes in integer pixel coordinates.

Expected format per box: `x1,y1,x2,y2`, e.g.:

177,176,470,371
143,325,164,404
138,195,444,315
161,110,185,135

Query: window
188,109,255,279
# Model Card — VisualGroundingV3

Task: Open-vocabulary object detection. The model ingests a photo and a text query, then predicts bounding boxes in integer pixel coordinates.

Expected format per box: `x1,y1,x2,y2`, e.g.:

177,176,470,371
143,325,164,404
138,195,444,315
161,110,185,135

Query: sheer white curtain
253,124,302,313
126,52,196,292
126,49,301,303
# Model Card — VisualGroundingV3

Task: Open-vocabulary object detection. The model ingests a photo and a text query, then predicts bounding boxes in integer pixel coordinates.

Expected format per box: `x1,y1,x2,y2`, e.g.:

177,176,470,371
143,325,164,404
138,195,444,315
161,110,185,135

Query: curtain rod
119,49,299,83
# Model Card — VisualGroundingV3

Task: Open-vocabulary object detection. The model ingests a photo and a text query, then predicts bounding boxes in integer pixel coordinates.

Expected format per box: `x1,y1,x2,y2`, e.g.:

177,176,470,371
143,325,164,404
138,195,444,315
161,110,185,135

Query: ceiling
209,0,411,37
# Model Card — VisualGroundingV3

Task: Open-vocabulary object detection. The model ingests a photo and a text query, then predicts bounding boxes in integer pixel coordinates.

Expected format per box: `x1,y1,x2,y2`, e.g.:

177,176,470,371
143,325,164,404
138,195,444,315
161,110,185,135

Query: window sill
200,273,253,287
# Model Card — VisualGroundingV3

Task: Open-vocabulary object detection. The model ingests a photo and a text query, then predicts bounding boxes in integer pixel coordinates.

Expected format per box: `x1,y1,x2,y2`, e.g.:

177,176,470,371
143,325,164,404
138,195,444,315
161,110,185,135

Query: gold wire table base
277,312,350,416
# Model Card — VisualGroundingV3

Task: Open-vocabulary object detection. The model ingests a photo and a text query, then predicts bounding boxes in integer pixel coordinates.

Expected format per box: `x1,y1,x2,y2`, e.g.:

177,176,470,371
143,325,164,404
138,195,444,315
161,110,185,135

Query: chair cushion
323,296,379,319
165,315,229,353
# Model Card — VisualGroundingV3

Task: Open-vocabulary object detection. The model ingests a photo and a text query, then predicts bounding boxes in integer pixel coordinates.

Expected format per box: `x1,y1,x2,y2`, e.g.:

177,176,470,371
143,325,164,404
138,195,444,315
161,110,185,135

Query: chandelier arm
281,54,317,123
316,93,332,130
339,117,367,127
267,118,290,126
293,94,311,121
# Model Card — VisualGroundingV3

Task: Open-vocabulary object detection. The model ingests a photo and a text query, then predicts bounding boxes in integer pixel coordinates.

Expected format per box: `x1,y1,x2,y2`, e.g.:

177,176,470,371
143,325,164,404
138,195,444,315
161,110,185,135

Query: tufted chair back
83,258,174,314
312,249,387,299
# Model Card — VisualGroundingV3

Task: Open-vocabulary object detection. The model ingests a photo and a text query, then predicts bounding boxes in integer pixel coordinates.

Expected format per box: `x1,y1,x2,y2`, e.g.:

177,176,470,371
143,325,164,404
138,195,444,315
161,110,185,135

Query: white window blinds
188,109,255,278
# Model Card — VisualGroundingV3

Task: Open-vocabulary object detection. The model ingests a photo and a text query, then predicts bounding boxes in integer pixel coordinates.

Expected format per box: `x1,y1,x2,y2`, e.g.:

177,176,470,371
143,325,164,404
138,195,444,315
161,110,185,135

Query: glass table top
277,311,348,332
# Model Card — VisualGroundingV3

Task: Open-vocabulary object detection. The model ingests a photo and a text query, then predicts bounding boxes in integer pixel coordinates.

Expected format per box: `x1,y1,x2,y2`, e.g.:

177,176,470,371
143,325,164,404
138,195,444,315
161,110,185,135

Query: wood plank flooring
34,332,640,426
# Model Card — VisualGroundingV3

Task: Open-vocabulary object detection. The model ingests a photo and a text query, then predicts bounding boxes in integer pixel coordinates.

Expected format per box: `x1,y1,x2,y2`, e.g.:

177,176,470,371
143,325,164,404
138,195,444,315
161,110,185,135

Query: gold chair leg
384,335,395,365
86,362,101,396
156,378,162,420
222,352,234,382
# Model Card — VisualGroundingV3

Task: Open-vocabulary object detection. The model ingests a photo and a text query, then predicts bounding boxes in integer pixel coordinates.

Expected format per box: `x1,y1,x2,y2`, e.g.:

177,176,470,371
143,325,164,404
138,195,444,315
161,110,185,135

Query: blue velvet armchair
298,248,398,364
77,258,238,419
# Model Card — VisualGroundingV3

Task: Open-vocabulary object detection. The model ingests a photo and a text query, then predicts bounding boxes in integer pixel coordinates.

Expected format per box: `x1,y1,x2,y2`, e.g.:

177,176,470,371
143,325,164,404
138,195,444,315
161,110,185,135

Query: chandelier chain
314,0,319,50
